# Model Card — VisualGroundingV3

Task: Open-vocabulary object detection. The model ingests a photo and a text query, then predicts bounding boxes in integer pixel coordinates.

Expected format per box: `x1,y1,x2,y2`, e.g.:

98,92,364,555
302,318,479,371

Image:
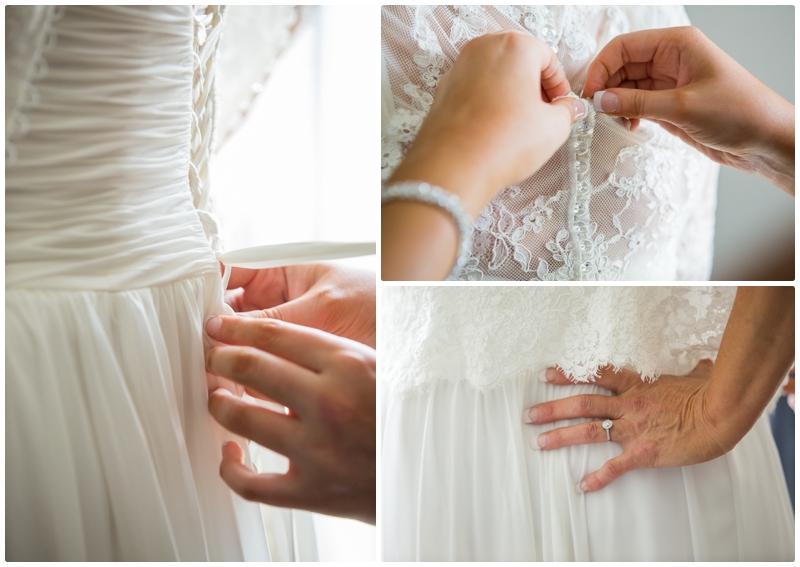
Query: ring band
602,419,613,442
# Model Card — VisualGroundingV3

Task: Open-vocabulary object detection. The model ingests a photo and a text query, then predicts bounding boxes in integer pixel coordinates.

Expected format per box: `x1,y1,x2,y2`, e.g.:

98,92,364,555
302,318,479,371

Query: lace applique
381,5,716,281
450,5,487,43
381,286,735,395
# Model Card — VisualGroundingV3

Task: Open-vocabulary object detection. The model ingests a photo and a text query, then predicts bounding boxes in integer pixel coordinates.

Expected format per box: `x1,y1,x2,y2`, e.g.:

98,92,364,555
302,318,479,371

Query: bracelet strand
382,181,472,279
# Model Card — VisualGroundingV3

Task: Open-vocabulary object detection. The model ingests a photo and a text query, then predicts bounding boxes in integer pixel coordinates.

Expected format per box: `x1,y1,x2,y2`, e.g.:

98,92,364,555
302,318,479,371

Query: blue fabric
770,395,794,512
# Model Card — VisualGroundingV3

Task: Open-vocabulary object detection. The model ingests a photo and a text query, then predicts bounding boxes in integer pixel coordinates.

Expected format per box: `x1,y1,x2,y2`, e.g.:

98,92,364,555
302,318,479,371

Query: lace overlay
381,6,718,281
381,286,735,394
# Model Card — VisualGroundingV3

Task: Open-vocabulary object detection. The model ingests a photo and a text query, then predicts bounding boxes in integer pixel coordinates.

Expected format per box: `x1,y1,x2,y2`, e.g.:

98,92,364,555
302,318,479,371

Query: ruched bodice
5,6,277,561
6,6,218,290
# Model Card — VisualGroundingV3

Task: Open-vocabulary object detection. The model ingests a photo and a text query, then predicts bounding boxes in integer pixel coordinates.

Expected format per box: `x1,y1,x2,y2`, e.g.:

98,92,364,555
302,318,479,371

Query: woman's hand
221,263,375,348
390,31,586,215
583,26,794,194
205,316,376,524
523,287,794,494
383,31,588,280
524,361,729,493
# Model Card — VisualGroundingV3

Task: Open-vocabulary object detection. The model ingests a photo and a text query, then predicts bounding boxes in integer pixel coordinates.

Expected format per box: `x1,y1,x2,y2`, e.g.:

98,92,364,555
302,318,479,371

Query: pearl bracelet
381,181,473,280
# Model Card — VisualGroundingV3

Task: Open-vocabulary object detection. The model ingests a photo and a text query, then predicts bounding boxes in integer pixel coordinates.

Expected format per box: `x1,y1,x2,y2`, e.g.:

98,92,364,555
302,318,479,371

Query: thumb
592,88,679,122
550,96,591,126
536,97,589,156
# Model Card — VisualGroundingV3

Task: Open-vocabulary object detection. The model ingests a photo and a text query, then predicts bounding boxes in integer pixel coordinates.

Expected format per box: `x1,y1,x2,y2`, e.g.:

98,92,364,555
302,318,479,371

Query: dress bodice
381,6,719,281
5,6,223,290
381,286,735,394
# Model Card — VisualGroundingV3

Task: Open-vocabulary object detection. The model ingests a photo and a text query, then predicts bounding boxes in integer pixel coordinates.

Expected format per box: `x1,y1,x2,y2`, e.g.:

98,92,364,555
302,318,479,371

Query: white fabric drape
381,286,795,560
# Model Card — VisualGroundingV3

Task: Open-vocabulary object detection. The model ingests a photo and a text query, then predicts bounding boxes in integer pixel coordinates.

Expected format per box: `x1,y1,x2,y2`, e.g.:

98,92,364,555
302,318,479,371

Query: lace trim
5,6,65,164
381,286,735,395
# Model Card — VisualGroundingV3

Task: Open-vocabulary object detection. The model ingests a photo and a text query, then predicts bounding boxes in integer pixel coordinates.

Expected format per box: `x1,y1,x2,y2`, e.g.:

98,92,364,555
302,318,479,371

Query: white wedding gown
5,5,311,561
381,287,794,560
382,6,719,281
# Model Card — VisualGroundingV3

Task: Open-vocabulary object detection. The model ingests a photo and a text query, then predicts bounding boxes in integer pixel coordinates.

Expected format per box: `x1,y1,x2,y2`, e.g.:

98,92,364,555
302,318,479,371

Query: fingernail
205,316,222,337
536,434,548,449
528,407,539,422
575,482,585,495
529,436,541,450
522,408,533,424
593,90,619,113
580,480,589,492
573,98,589,122
539,369,556,383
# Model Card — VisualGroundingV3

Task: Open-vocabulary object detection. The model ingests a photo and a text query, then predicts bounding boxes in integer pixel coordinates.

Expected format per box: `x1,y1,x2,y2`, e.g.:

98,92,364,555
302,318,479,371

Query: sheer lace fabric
381,6,718,281
381,286,734,394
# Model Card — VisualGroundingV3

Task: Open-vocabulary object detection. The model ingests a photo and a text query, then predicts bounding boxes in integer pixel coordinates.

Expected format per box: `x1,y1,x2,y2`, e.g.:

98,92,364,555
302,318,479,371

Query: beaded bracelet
381,181,472,279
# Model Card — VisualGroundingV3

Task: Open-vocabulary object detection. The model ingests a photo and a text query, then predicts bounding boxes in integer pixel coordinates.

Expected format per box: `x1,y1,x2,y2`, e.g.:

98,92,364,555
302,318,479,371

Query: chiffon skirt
382,373,795,561
6,274,271,561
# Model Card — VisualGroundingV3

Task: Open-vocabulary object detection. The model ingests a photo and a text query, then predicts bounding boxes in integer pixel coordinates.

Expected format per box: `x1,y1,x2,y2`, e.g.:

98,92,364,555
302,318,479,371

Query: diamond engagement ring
602,419,613,442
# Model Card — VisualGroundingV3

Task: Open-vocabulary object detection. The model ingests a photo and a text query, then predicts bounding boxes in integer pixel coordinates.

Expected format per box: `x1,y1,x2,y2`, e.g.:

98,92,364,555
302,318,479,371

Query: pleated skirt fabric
6,273,270,561
382,375,795,561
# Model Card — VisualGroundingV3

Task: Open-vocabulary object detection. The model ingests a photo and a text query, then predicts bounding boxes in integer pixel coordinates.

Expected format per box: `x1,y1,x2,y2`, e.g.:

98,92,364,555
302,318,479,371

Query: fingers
532,419,621,450
577,452,637,493
592,87,678,121
206,344,316,409
225,266,259,290
205,315,344,372
538,44,571,100
219,441,301,507
584,28,675,97
550,97,591,125
524,393,620,425
209,389,301,456
538,365,635,393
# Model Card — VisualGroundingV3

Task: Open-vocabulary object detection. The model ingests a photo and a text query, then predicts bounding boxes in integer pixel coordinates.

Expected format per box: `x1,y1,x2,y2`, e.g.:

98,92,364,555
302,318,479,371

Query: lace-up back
381,6,718,281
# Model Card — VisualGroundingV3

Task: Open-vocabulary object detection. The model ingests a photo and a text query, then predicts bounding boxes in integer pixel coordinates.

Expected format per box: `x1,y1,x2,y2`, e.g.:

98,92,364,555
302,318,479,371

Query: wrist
389,130,505,219
702,382,754,453
752,94,795,194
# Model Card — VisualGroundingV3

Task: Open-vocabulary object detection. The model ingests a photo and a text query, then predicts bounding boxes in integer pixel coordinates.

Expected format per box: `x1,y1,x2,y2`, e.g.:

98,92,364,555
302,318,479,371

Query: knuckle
576,395,593,415
237,482,262,503
257,316,285,335
604,458,624,478
314,391,354,432
630,89,648,118
634,441,658,465
626,396,648,413
216,397,247,429
582,421,599,442
336,349,376,376
671,88,691,120
230,349,261,378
